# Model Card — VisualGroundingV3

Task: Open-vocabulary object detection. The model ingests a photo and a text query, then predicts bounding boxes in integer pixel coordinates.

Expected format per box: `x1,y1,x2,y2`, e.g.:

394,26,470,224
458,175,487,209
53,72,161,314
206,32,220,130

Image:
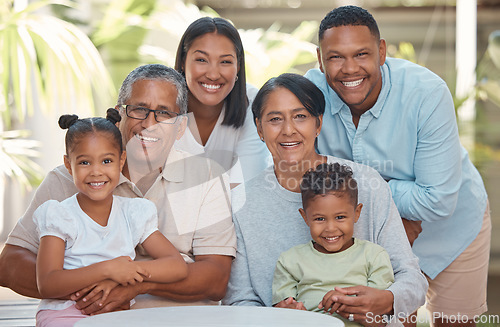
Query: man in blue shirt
305,5,490,327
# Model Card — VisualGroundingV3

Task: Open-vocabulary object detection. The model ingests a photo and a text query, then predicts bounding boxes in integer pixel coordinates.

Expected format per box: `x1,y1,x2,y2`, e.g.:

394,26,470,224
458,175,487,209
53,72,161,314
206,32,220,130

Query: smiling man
305,6,490,327
0,64,236,313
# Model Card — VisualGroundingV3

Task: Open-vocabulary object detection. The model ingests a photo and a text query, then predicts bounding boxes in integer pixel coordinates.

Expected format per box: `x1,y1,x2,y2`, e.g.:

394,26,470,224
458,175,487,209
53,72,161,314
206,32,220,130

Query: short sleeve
123,198,159,245
33,200,77,247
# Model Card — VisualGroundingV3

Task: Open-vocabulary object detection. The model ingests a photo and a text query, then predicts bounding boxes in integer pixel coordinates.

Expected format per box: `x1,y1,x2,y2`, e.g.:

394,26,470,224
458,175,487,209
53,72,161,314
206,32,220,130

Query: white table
74,305,344,326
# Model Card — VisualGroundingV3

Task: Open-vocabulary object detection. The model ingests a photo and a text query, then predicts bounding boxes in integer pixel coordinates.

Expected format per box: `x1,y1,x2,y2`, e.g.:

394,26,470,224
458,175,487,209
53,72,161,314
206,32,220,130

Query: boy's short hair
300,163,358,208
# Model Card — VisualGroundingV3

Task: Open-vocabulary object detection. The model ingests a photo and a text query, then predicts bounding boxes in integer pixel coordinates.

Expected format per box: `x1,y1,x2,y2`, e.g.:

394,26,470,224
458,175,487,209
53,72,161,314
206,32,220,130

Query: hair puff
106,108,122,125
58,114,79,129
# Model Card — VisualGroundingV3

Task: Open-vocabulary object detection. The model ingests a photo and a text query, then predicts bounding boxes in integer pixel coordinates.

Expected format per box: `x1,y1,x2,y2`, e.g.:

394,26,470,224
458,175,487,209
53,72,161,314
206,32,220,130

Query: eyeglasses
116,105,182,124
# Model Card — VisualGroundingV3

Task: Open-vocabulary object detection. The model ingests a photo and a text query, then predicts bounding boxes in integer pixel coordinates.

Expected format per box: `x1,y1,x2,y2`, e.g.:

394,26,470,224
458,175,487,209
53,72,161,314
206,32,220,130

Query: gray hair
117,64,188,114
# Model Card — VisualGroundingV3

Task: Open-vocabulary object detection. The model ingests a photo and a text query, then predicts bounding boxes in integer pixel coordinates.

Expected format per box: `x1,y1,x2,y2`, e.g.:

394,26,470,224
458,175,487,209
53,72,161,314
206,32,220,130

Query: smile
88,182,107,189
135,134,159,143
280,142,301,147
324,236,340,241
201,83,222,90
341,79,363,87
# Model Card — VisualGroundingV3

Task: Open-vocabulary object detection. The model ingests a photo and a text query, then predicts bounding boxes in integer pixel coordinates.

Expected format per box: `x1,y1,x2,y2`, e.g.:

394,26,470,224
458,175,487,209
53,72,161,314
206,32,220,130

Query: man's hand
273,297,306,310
401,218,422,246
329,286,393,327
74,283,142,315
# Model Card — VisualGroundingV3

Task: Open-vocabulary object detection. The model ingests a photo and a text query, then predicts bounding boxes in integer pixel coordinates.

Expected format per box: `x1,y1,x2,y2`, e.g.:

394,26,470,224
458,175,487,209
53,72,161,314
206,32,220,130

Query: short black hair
300,163,358,208
59,108,123,155
319,5,380,41
252,73,325,125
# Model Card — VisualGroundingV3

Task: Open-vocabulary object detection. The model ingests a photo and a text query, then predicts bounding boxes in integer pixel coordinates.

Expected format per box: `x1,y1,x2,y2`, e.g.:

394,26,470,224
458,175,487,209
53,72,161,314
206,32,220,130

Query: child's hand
71,284,96,302
318,289,344,314
274,297,307,310
83,280,119,306
106,256,151,285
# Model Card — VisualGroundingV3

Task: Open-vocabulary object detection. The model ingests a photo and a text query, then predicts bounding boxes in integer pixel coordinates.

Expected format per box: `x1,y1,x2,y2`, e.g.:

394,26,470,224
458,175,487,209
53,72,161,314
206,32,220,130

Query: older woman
223,73,427,325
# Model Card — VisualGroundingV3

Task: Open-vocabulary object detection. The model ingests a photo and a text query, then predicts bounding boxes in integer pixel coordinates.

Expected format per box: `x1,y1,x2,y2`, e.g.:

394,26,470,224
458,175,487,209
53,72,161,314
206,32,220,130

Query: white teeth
342,79,363,87
325,236,340,241
280,142,300,146
90,182,105,187
136,134,158,142
202,83,221,90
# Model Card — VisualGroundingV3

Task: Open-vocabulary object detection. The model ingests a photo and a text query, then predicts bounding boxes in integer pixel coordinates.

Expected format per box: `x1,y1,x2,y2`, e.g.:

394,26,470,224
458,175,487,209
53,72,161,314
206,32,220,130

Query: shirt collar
159,147,185,183
367,63,390,119
118,172,132,187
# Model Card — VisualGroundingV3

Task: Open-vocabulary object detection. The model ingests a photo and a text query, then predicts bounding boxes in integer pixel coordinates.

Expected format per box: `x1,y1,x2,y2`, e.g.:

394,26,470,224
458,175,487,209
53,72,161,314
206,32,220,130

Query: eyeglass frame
115,104,184,124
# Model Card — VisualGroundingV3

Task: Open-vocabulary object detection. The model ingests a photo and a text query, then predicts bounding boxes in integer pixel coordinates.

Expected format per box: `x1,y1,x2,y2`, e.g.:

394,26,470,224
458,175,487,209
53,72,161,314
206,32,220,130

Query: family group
0,5,490,327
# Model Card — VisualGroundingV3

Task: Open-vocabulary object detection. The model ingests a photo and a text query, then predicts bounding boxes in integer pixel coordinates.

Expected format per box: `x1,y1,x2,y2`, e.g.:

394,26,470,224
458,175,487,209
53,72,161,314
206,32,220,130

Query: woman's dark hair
319,5,380,42
300,163,358,208
252,73,325,124
174,17,247,128
59,108,123,155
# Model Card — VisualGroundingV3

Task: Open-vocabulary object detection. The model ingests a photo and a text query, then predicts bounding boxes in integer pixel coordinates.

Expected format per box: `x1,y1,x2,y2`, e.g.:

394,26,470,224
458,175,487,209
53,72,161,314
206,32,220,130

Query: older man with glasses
0,64,236,314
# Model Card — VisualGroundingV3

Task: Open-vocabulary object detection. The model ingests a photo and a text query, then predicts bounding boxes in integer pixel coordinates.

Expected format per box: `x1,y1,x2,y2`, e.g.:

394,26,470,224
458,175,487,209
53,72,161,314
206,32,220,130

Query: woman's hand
273,297,307,310
328,286,393,326
318,289,344,314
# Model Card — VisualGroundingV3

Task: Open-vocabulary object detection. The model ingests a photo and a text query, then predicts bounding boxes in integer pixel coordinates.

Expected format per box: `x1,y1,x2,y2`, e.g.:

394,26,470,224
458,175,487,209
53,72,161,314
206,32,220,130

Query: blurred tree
0,0,115,127
0,0,115,236
90,0,318,89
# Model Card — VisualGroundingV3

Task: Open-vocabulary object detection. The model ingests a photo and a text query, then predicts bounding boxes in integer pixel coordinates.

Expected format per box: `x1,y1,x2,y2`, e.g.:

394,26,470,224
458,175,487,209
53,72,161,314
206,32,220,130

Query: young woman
174,17,270,185
34,111,187,326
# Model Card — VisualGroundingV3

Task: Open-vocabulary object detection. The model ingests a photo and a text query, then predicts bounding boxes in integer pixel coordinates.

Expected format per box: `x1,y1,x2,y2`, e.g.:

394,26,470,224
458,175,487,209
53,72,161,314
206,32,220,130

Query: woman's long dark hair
175,17,247,128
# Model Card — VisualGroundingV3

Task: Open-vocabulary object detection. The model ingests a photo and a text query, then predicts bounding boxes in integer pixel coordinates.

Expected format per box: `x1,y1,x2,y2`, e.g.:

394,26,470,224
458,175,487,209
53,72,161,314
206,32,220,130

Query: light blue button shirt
305,58,487,279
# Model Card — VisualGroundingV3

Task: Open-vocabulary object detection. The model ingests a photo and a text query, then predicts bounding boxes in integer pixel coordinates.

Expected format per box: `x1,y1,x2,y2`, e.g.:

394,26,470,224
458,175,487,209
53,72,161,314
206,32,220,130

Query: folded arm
76,254,232,315
135,231,188,284
36,236,151,299
143,254,231,301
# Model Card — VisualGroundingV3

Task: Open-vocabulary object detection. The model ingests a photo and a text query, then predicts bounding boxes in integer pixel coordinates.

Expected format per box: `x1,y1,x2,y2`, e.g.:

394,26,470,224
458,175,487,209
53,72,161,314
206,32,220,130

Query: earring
235,76,239,82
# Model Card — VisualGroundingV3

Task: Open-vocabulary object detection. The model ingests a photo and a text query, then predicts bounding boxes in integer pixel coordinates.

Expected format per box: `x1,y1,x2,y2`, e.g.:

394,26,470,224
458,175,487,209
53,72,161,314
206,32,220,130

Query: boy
272,163,394,326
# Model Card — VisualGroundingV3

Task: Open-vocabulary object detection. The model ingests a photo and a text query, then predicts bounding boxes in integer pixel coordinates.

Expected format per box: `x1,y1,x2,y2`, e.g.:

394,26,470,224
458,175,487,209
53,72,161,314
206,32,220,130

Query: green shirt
272,238,394,326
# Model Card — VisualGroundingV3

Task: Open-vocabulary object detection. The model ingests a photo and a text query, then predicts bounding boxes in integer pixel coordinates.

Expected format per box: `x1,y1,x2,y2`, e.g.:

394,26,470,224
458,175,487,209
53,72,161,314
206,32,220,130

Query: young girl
34,110,188,327
174,17,270,185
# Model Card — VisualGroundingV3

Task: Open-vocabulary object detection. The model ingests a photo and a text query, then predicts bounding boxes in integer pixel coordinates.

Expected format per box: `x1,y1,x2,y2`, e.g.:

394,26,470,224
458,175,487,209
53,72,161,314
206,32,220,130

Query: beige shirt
7,148,236,307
